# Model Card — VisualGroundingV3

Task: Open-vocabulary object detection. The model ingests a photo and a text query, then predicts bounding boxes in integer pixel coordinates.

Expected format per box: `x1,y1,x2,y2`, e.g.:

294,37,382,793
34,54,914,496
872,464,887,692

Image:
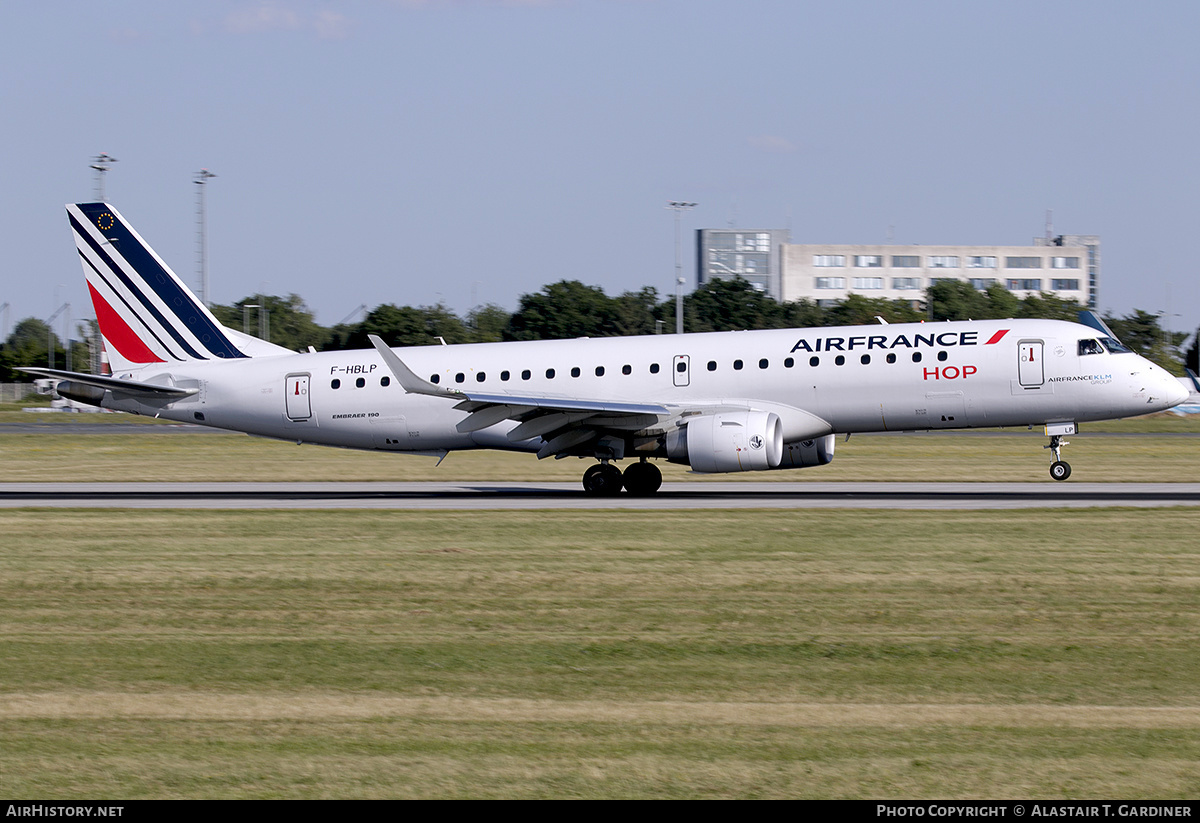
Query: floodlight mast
195,169,217,307
90,153,117,201
666,201,697,334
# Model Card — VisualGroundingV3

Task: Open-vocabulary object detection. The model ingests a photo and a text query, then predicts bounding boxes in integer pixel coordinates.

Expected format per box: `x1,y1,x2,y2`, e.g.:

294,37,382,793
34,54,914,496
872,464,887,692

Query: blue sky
3,0,1198,337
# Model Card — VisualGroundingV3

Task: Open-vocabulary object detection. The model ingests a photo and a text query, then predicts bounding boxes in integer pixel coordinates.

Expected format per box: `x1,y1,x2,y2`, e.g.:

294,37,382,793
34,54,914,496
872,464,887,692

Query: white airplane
24,203,1188,494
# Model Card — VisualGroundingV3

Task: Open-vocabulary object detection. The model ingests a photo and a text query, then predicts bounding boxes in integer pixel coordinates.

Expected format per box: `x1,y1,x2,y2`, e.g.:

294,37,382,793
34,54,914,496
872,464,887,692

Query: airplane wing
18,368,198,401
368,335,828,459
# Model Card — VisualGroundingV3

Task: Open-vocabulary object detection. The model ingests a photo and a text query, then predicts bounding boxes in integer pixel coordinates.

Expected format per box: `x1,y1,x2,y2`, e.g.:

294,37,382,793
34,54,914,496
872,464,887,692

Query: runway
2,481,1198,509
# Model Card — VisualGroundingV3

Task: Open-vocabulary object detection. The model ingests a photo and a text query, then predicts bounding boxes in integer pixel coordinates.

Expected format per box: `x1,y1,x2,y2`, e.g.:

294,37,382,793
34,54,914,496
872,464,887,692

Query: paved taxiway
2,481,1198,509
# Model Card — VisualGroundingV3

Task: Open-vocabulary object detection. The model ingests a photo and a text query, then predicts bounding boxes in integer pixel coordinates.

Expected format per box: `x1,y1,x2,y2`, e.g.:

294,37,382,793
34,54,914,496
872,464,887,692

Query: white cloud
220,2,351,39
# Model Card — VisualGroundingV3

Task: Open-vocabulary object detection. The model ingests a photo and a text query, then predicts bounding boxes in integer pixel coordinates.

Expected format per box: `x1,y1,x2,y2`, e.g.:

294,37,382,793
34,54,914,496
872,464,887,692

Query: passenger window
331,379,341,389
522,370,531,380
809,356,819,367
571,367,581,377
501,371,510,381
860,354,870,365
546,368,556,379
476,372,486,382
455,373,465,383
595,366,605,377
835,355,846,366
622,364,632,375
912,352,923,363
734,360,743,370
784,357,794,368
759,358,769,369
937,351,948,362
355,377,366,388
429,374,439,384
886,353,896,364
707,361,717,371
381,376,391,387
650,363,660,374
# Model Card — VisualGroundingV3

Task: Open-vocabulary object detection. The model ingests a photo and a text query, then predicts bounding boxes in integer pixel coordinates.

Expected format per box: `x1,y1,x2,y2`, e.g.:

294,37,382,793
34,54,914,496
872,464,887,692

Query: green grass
3,427,1198,482
1,508,1198,798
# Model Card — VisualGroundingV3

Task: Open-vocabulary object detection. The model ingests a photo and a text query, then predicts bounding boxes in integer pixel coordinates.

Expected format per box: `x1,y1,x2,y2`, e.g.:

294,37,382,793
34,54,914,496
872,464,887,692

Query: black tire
1049,460,1072,481
622,462,663,496
583,463,623,495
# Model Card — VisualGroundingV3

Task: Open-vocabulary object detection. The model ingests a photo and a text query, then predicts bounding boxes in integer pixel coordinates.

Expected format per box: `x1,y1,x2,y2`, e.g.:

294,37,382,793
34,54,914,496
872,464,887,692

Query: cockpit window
1078,338,1104,356
1099,337,1132,354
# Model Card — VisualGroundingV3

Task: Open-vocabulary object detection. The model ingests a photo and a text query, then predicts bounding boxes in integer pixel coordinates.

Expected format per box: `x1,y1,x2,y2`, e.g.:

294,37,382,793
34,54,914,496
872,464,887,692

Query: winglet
368,334,463,399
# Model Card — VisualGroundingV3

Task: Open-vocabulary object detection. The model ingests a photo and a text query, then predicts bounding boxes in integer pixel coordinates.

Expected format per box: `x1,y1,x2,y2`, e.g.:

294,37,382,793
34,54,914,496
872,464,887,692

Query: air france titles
790,331,980,354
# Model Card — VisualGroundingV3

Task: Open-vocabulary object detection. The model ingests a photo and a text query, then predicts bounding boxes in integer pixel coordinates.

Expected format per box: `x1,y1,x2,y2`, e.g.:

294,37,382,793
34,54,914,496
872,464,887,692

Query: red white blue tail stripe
69,203,249,368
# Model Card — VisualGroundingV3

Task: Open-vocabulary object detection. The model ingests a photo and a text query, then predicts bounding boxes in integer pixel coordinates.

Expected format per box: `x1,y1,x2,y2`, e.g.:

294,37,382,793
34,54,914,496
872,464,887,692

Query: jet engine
665,410,784,473
778,434,836,467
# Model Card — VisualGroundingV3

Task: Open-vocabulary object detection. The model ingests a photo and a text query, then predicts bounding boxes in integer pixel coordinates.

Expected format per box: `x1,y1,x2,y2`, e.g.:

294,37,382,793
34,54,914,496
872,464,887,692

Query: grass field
1,411,1198,798
1,507,1198,798
2,411,1199,484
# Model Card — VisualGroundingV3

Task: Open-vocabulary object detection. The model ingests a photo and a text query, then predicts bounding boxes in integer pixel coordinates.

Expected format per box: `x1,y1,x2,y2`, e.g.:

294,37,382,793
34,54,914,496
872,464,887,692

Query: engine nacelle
778,433,836,468
665,411,784,473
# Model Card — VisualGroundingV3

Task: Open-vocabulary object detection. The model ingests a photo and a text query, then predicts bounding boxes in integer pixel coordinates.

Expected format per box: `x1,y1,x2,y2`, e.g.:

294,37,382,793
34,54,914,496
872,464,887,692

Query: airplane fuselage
102,318,1179,459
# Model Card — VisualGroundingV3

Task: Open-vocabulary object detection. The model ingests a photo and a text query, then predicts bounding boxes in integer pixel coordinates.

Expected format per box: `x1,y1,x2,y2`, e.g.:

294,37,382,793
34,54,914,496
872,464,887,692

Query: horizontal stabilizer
18,368,198,399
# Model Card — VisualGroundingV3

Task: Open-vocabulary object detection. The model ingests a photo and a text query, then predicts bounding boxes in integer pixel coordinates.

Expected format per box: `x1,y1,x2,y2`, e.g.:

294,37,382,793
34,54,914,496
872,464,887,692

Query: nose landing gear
1043,423,1076,481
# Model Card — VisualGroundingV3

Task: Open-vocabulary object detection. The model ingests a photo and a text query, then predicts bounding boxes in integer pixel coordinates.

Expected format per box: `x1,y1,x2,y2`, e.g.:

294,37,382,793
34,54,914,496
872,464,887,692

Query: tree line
2,278,1194,381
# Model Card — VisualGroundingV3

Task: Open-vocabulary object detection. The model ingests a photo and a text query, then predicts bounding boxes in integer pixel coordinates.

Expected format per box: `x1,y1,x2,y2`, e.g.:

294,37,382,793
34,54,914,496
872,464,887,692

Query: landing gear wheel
582,463,623,496
1049,461,1072,481
622,461,663,496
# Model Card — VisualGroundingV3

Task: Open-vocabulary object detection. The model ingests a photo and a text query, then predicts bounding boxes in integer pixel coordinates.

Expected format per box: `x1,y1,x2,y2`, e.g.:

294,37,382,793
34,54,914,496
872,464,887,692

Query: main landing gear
1043,422,1076,481
582,460,663,496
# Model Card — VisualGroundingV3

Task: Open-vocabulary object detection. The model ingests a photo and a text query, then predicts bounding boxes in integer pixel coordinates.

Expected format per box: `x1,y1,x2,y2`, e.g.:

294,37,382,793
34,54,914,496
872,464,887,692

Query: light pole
667,201,696,334
195,169,217,307
90,153,117,201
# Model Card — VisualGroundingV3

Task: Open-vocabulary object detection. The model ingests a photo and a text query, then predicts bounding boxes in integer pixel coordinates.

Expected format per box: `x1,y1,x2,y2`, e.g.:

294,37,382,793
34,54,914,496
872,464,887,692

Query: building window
1007,278,1043,290
816,277,845,289
1052,257,1080,269
1006,256,1043,268
1051,279,1080,291
892,255,920,268
853,277,884,289
967,256,997,268
893,277,921,290
855,255,882,267
813,255,846,267
969,278,996,290
928,256,959,268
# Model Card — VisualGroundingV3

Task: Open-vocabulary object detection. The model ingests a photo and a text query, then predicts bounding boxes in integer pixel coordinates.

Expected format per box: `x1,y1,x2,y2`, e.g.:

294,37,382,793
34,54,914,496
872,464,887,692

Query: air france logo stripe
985,329,1010,345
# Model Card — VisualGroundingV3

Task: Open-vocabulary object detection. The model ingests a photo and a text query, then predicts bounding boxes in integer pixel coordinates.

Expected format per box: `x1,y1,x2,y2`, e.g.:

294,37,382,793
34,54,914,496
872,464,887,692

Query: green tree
1017,292,1085,321
464,304,511,343
505,281,622,340
823,294,924,327
681,277,784,332
343,303,470,349
211,294,330,351
0,318,62,381
927,280,992,321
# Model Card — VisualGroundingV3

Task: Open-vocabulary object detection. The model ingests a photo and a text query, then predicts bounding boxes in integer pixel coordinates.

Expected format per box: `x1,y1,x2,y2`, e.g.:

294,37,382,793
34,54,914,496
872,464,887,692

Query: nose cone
1166,376,1189,408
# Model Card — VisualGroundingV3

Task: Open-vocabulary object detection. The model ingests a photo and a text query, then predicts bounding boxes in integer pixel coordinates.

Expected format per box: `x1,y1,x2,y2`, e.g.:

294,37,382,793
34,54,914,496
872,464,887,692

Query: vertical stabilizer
68,203,252,372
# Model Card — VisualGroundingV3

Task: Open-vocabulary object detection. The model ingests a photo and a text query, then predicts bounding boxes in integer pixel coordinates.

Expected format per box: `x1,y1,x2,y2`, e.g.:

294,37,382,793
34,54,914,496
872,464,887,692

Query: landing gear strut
1043,423,1076,481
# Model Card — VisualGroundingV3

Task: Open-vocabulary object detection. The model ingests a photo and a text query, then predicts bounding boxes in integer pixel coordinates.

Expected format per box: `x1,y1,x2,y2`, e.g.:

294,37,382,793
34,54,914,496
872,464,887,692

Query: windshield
1099,337,1133,354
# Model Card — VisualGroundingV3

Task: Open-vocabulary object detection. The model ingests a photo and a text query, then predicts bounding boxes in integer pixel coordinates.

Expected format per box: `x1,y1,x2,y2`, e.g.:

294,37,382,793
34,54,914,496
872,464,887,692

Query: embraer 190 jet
23,203,1188,494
